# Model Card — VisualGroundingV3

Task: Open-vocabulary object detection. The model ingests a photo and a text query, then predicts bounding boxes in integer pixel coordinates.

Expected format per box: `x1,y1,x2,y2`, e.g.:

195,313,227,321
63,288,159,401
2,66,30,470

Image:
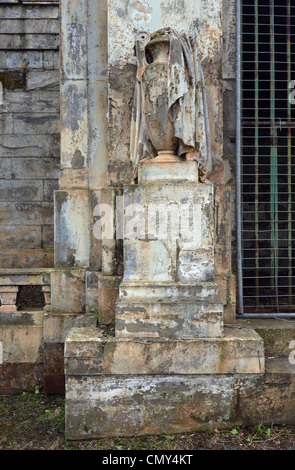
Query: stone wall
0,0,60,268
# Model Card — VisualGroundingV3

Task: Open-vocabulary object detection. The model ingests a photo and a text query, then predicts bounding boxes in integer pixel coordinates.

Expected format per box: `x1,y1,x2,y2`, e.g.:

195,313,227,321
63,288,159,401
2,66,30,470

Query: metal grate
240,0,295,316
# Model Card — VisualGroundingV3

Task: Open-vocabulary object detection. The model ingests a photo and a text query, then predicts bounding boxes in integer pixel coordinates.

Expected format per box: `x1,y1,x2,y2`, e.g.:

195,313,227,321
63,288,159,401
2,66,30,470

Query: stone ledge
239,318,295,358
115,301,223,339
265,357,295,374
64,326,264,375
119,281,219,303
0,311,44,326
44,313,97,343
0,268,52,286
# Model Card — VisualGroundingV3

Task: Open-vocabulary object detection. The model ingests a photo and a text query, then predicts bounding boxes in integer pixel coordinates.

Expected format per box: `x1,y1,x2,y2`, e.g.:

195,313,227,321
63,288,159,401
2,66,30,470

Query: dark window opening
241,0,295,314
16,286,45,311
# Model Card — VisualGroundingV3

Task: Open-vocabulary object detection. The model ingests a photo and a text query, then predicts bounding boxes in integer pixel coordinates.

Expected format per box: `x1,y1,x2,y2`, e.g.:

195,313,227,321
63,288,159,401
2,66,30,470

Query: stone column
46,0,111,392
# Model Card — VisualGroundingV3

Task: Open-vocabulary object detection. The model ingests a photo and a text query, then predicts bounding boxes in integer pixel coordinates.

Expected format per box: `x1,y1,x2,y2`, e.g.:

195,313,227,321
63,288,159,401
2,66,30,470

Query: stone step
138,160,199,184
265,357,295,374
115,301,223,339
0,268,52,286
64,326,265,376
0,311,44,365
239,319,295,359
118,281,219,303
0,311,44,326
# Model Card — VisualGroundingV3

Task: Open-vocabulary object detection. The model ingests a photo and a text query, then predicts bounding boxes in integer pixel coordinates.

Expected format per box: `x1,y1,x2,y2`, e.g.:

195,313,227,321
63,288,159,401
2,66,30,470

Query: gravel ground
0,392,294,450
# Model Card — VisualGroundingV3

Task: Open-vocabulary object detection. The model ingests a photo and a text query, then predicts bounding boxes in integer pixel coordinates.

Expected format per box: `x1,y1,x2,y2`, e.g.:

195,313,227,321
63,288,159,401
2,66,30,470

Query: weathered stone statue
130,27,212,182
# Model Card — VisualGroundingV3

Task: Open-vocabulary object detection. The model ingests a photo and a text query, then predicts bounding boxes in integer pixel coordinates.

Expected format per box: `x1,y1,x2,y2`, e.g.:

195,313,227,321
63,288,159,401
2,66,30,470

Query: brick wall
0,0,60,268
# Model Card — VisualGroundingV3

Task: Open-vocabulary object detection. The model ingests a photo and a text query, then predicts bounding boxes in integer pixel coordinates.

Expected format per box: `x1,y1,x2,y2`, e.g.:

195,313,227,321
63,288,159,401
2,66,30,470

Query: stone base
118,281,220,303
116,280,223,339
65,374,237,439
115,301,223,338
65,359,295,439
0,309,44,393
64,324,264,438
44,313,97,394
0,363,44,394
65,326,264,376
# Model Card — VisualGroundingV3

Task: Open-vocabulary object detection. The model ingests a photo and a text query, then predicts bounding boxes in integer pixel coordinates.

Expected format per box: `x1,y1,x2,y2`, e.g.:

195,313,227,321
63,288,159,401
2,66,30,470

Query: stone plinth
138,160,198,184
65,326,264,376
117,164,218,341
66,375,236,439
116,280,223,338
66,358,295,440
115,300,223,338
64,325,264,439
65,161,265,438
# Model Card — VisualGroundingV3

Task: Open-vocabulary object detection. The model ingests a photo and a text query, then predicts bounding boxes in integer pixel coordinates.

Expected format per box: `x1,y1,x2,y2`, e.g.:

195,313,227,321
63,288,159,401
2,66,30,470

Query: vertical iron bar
287,0,292,304
236,0,243,314
254,0,259,308
270,0,279,311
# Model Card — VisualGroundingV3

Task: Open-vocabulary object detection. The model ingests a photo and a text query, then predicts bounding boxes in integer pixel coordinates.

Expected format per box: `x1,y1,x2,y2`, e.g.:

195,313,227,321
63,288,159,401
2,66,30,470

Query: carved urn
139,30,180,162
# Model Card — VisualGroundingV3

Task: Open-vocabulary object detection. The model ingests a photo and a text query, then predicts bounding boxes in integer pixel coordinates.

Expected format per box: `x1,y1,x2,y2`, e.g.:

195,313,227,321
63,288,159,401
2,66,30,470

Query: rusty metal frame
236,0,244,315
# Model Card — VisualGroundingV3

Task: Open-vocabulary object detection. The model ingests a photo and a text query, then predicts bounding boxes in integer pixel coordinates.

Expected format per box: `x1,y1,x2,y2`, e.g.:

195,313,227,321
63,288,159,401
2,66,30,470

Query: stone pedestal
65,161,265,439
116,161,221,339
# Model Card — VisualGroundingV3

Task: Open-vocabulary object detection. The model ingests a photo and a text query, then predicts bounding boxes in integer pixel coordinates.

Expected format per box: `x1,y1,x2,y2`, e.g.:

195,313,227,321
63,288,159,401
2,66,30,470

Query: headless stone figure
130,27,212,182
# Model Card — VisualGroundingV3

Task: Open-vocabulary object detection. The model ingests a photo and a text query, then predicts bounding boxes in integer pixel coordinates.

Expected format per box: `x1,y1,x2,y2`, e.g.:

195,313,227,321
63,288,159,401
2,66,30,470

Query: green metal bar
270,0,279,311
287,0,292,303
240,0,244,311
254,0,259,308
